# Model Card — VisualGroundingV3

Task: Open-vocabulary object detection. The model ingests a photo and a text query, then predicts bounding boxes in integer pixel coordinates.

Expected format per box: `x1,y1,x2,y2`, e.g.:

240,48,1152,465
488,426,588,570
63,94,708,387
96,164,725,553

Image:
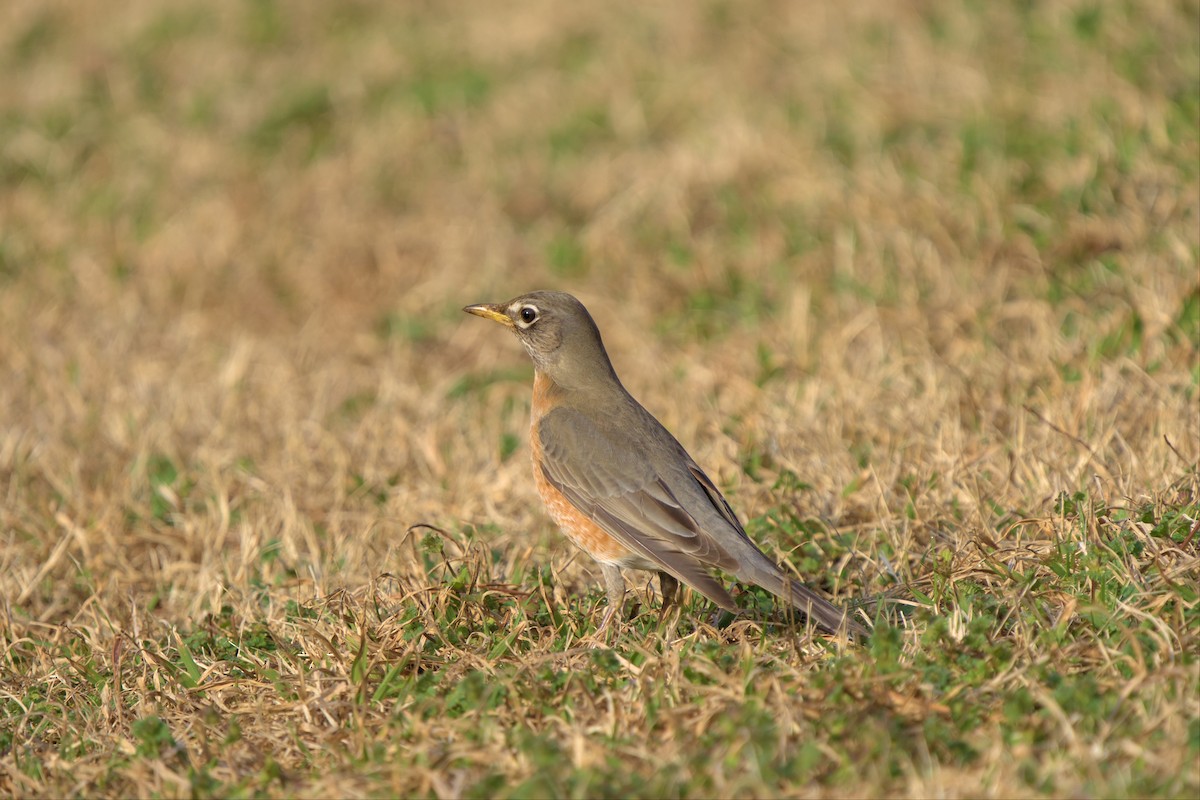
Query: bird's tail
777,574,867,638
741,558,867,638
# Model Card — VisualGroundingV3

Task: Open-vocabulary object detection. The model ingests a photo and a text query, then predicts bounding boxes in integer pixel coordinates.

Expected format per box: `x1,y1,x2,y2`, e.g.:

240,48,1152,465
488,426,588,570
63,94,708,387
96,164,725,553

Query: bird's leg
592,563,626,642
657,571,679,622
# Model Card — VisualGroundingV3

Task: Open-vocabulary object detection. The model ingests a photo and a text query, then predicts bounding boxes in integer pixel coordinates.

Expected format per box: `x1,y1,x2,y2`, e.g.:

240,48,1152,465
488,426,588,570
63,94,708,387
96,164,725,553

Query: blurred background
2,0,1196,608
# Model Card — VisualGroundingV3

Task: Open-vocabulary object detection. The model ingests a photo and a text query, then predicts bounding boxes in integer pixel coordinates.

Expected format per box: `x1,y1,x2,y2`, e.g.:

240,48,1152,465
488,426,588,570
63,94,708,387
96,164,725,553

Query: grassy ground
2,0,1197,797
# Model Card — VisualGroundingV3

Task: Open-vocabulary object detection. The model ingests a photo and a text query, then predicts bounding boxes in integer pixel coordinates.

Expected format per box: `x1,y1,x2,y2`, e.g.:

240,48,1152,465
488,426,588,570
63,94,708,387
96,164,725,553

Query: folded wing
537,407,739,610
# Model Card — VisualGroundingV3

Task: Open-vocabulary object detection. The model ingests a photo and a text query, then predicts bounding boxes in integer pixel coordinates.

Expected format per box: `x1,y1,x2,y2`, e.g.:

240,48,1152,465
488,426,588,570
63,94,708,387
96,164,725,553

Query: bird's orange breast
530,372,635,566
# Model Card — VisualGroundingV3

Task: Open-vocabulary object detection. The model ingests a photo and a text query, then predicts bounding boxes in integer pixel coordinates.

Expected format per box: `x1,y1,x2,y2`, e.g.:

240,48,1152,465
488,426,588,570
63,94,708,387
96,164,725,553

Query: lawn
1,1,1197,797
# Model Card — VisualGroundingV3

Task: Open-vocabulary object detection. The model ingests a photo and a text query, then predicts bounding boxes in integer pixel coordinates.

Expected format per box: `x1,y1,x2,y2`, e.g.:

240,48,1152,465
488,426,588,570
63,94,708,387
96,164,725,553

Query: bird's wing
685,461,752,541
536,407,739,609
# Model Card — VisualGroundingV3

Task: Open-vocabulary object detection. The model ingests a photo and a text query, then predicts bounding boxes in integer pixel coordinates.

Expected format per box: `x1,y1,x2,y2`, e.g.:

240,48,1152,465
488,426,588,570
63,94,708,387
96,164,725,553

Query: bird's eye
519,306,538,325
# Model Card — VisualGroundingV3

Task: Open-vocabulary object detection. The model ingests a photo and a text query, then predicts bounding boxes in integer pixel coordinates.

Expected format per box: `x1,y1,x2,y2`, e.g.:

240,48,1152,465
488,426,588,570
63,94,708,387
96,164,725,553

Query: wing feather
537,408,738,608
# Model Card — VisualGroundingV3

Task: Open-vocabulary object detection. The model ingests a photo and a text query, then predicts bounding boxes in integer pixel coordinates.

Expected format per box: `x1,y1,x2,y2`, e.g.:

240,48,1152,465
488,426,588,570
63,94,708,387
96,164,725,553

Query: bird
464,290,865,638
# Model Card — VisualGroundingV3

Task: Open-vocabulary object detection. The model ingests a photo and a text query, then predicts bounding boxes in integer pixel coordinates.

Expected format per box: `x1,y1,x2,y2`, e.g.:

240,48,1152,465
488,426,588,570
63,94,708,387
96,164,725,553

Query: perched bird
464,291,864,637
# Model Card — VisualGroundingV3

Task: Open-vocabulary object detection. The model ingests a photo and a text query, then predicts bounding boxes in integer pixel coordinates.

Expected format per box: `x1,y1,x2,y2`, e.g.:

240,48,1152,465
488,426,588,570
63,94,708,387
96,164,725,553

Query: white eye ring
516,305,539,327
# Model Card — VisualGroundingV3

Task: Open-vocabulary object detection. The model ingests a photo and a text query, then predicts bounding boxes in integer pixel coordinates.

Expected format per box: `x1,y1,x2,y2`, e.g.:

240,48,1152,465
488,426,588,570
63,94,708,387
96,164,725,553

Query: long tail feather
739,556,867,638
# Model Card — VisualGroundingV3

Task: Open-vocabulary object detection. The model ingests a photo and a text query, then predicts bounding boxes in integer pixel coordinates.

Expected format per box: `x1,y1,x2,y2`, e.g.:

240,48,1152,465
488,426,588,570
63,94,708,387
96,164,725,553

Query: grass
1,0,1197,797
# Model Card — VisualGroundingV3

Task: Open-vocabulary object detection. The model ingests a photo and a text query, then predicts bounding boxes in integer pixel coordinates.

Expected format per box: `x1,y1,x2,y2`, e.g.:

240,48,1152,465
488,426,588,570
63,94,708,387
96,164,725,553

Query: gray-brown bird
464,291,864,637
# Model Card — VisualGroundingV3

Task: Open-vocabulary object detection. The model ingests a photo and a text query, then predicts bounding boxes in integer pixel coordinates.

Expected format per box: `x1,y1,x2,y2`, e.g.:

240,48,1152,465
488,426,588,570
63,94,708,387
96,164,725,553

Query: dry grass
1,0,1198,797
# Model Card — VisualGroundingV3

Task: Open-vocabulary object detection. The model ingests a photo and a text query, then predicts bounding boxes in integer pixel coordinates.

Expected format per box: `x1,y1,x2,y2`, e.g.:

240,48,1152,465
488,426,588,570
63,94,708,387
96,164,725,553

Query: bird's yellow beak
463,303,514,328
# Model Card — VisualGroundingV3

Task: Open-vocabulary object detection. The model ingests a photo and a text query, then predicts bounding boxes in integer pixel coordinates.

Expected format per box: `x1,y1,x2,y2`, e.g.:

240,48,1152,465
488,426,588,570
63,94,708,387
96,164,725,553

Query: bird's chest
529,373,641,567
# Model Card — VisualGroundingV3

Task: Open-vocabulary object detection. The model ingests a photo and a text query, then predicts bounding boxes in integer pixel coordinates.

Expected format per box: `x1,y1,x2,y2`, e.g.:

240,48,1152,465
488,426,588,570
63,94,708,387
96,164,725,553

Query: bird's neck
532,366,632,423
531,371,564,422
